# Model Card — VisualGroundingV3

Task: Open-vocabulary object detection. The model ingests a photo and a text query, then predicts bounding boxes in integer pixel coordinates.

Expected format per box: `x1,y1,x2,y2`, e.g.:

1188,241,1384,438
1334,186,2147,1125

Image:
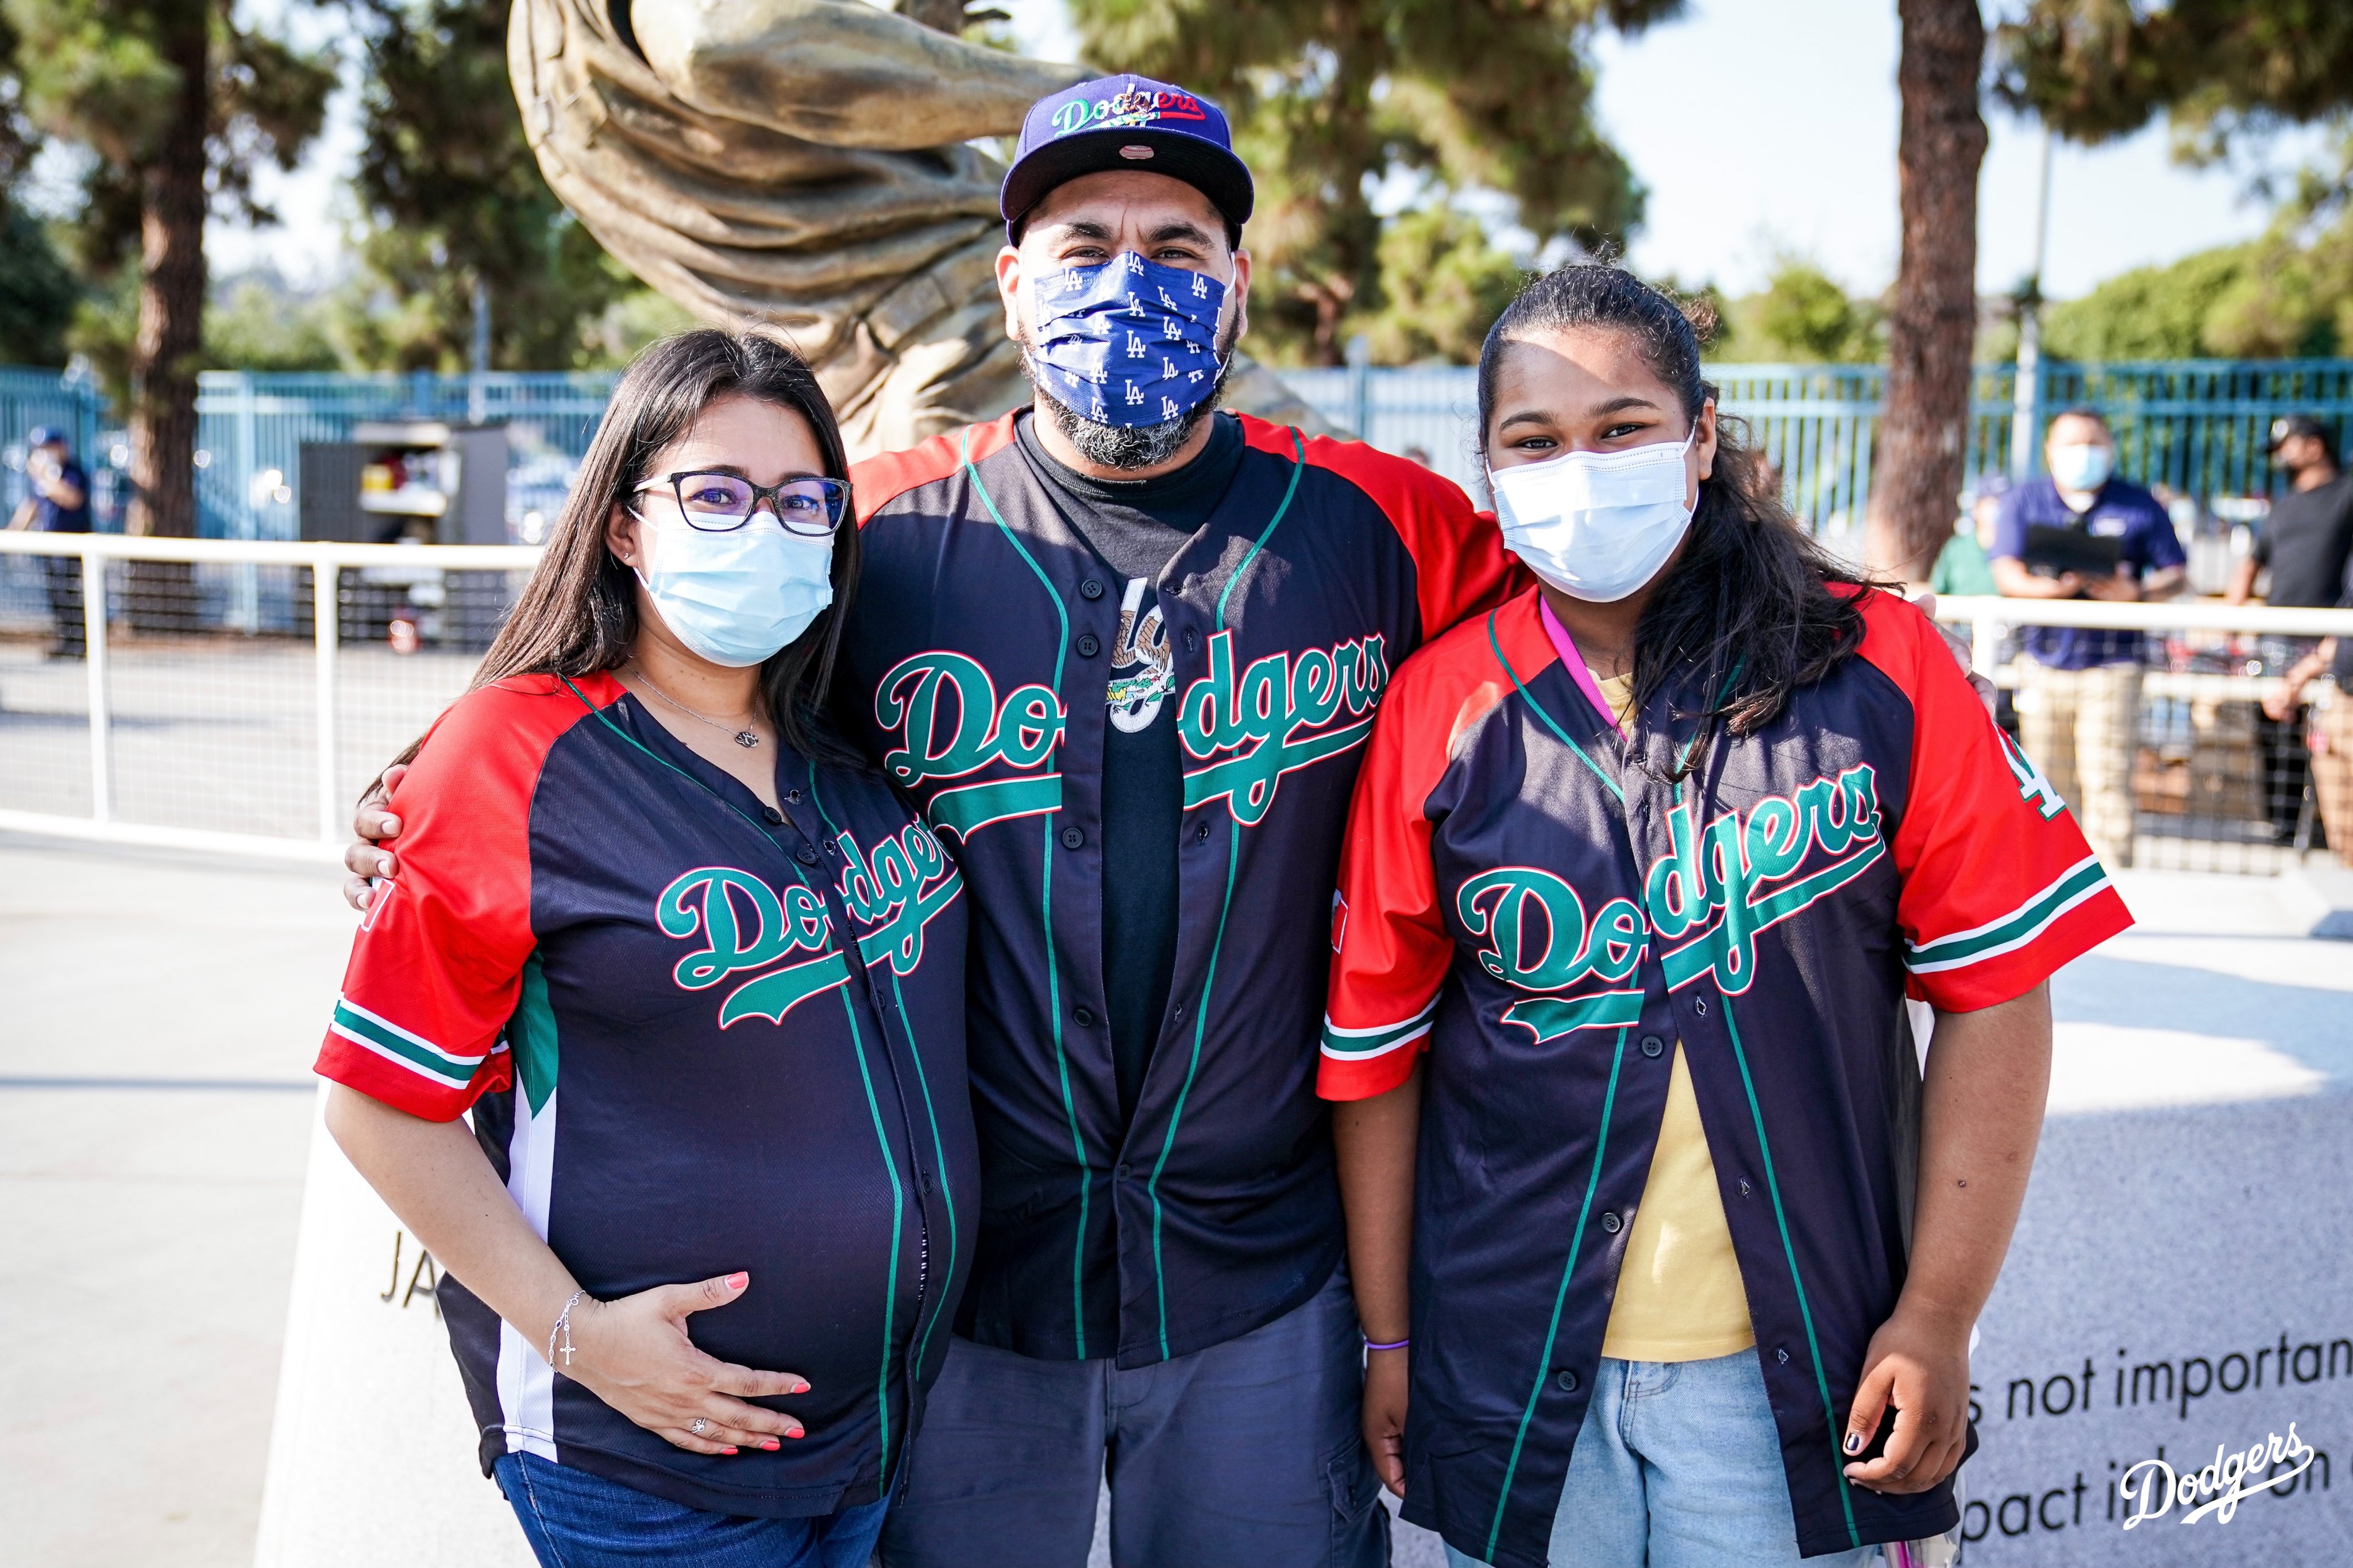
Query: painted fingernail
787,1427,804,1439
762,1439,780,1451
1845,1432,1863,1453
790,1379,810,1394
724,1272,749,1290
722,1446,738,1455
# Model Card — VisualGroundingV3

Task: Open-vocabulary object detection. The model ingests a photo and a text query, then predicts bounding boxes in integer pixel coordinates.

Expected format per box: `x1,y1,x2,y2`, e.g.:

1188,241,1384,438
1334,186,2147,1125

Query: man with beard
346,74,1513,1567
843,77,1517,1566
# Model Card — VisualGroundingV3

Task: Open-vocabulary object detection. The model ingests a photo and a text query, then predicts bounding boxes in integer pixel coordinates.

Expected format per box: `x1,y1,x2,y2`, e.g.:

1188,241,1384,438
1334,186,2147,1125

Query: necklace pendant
734,731,760,749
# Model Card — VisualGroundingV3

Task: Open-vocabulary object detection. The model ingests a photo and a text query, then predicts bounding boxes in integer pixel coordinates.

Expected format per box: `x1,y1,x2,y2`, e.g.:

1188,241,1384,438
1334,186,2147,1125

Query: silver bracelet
547,1288,588,1370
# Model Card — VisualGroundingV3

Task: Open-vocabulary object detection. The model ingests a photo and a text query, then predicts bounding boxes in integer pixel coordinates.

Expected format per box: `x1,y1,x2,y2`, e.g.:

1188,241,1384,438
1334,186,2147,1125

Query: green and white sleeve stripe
1905,856,2110,975
330,995,496,1086
1320,993,1440,1062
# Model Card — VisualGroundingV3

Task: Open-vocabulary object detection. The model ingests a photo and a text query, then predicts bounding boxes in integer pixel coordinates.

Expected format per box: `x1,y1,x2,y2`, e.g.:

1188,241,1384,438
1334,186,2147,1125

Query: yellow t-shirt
1589,672,1755,1362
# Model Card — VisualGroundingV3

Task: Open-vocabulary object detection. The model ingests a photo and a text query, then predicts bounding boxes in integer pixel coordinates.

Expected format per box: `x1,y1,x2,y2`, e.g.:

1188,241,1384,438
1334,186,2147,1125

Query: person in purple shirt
1989,407,2186,867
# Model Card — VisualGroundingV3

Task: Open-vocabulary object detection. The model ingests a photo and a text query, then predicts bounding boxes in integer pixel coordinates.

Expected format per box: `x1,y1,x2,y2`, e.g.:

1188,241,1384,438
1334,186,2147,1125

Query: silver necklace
627,663,763,748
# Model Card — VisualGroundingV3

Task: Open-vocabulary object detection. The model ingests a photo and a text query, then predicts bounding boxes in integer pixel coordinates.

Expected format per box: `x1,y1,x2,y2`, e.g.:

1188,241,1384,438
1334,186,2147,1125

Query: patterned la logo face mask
1029,250,1227,428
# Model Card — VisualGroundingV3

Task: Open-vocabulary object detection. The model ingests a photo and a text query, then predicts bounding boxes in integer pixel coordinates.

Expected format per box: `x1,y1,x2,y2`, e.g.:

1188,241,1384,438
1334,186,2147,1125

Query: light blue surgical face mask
2048,442,2114,492
1027,251,1228,428
629,512,835,668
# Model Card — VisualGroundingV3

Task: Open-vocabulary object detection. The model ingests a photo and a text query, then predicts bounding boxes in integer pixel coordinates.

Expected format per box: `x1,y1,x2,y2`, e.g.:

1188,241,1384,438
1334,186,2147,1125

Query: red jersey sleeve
315,674,608,1119
1240,416,1527,641
1319,609,1522,1100
1849,591,2134,1010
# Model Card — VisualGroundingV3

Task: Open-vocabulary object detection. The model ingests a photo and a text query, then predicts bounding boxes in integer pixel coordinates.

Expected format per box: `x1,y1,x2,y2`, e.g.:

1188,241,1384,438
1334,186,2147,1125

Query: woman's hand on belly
568,1270,812,1455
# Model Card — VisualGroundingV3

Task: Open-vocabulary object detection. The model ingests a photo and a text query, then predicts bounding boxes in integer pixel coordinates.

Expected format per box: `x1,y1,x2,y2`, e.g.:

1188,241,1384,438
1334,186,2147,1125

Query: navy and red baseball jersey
844,409,1517,1368
315,671,974,1518
1321,585,2131,1566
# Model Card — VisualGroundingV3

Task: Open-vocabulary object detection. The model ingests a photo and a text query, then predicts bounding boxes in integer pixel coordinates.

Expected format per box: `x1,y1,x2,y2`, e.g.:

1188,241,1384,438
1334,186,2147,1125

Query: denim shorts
493,1451,888,1568
1443,1351,1881,1568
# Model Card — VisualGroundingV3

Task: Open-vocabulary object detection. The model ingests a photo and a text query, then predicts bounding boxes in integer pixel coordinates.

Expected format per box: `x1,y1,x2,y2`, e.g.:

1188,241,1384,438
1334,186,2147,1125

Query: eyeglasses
634,470,850,536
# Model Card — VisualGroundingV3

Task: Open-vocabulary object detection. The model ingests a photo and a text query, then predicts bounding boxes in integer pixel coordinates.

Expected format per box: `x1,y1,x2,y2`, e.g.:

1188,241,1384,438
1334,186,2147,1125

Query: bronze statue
508,0,1329,456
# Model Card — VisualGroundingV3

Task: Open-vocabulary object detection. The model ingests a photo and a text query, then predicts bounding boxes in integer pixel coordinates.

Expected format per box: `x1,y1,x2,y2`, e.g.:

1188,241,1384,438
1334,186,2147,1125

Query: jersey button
1080,578,1106,600
1116,1162,1132,1181
795,844,819,865
1692,996,1708,1017
1640,1033,1665,1059
1077,633,1101,658
1600,1211,1623,1234
1060,826,1085,850
1555,1369,1580,1393
1194,820,1210,841
763,806,785,825
1185,627,1199,652
1075,1006,1096,1027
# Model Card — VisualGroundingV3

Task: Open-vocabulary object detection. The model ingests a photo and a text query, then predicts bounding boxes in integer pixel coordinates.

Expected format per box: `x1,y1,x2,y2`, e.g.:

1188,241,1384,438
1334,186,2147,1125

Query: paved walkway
1,837,2343,1567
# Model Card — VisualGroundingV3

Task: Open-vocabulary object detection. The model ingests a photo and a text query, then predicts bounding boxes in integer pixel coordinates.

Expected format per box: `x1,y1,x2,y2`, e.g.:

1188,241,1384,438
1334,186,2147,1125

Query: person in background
2235,414,2352,848
1928,477,2000,598
1989,408,2186,868
5,426,92,659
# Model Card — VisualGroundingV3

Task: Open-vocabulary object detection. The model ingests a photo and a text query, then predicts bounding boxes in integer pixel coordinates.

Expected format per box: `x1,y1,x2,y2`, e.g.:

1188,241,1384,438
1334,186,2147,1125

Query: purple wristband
1363,1335,1410,1351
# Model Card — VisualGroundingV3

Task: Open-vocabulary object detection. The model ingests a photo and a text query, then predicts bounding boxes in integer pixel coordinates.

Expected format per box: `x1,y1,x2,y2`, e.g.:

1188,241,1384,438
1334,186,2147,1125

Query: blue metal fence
5,360,2350,546
1286,359,2353,531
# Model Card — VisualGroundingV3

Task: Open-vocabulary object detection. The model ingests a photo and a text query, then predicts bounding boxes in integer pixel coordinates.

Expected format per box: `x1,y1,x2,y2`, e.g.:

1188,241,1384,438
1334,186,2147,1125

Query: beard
1020,315,1239,470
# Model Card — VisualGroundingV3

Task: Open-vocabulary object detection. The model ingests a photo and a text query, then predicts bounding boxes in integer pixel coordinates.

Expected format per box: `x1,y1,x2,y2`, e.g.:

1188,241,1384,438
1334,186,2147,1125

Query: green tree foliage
206,271,341,372
1356,205,1525,365
7,0,334,535
0,204,75,365
1995,0,2351,157
1726,258,1885,364
342,0,634,370
1995,0,2353,367
1069,0,1686,365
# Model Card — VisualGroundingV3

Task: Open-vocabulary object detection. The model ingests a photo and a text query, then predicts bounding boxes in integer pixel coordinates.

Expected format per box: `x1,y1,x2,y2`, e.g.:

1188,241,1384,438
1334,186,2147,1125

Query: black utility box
299,422,513,648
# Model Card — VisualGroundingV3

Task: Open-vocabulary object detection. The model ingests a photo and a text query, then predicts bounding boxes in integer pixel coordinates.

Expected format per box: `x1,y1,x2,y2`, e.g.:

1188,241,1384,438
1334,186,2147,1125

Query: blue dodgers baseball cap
1000,75,1254,243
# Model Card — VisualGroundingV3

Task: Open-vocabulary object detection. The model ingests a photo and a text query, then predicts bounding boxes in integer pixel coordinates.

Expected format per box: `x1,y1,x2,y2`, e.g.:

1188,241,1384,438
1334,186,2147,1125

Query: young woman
1321,265,2131,1568
317,331,974,1568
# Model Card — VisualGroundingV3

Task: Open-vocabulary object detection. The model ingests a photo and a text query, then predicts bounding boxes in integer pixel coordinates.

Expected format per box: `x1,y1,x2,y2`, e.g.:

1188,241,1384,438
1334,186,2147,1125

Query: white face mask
1488,430,1697,603
2047,442,2113,493
630,512,836,668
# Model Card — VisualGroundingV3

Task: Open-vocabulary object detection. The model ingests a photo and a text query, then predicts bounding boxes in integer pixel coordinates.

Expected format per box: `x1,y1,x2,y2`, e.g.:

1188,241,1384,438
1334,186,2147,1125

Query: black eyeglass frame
632,470,852,536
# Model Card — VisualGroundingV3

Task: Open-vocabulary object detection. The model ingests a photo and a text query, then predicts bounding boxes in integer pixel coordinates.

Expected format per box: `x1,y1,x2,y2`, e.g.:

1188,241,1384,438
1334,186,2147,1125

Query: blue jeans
493,1453,889,1568
878,1265,1385,1568
1444,1351,1880,1568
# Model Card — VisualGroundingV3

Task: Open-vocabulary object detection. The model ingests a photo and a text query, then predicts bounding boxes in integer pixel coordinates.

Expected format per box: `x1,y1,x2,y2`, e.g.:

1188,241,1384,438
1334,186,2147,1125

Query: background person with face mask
320,332,975,1568
1325,262,2127,1568
1988,407,2187,868
2229,414,2353,848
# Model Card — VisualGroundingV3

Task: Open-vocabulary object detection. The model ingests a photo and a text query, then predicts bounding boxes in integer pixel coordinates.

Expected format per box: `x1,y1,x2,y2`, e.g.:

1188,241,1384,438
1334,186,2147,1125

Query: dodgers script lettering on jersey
314,671,977,1519
841,410,1519,1370
1320,587,2134,1566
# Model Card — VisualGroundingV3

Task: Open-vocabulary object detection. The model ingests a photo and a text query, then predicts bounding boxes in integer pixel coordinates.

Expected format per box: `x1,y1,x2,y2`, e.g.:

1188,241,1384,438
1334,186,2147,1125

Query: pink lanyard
1537,595,1626,736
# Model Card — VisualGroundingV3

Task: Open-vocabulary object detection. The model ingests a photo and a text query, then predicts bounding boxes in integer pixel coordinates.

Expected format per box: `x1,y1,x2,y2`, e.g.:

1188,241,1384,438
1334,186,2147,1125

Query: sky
205,0,2329,303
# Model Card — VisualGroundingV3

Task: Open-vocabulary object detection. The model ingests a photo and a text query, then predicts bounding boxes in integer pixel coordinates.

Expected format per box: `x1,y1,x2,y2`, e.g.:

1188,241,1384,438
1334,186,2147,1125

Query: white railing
0,532,540,862
3,536,2351,867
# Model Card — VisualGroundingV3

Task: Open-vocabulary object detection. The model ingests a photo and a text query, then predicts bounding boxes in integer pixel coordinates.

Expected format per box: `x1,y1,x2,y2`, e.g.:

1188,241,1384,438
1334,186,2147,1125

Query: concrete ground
1,836,2344,1568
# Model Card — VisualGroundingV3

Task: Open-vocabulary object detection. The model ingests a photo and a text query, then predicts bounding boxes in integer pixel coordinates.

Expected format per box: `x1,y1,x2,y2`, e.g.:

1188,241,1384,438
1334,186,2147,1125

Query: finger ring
690,1418,711,1436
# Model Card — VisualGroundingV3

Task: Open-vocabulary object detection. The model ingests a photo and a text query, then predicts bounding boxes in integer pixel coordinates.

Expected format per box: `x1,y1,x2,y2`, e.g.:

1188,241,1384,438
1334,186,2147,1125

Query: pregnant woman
317,330,973,1568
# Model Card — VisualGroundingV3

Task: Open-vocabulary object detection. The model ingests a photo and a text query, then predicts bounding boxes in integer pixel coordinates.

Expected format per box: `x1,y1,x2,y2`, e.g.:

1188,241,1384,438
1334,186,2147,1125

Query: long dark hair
1477,261,1865,765
404,330,865,771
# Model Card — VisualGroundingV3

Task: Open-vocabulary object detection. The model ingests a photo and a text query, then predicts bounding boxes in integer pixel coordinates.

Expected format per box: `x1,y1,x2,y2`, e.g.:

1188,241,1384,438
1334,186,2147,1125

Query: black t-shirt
2254,472,2353,608
1012,411,1246,1126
